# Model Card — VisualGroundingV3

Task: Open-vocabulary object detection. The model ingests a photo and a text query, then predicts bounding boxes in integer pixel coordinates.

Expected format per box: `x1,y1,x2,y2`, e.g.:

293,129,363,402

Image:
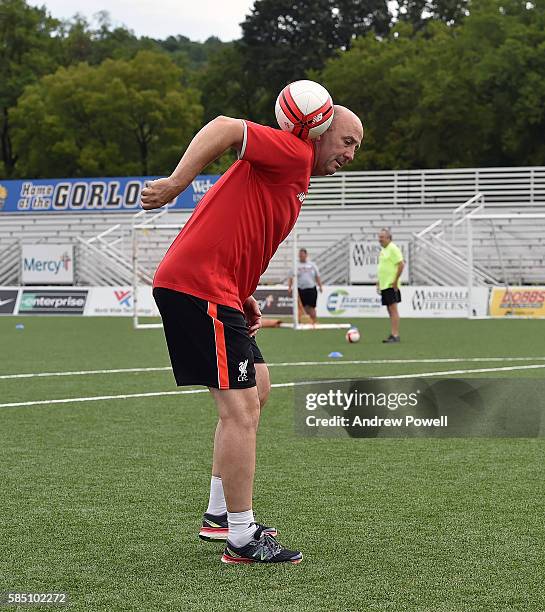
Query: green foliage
396,0,469,30
319,1,545,169
0,0,61,176
199,44,267,122
238,0,392,123
11,51,203,177
157,35,225,72
3,0,545,177
56,12,159,67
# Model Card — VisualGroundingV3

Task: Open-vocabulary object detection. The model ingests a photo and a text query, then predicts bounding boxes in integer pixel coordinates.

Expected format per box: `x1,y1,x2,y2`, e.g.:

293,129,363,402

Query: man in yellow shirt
376,229,404,343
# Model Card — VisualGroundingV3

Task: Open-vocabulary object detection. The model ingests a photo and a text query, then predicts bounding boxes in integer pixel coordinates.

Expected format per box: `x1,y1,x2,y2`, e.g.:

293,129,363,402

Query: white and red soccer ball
275,80,334,140
345,326,361,343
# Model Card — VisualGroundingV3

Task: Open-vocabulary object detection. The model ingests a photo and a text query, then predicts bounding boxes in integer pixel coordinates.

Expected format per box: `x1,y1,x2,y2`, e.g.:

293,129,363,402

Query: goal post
282,230,350,330
466,212,545,319
132,218,352,330
132,208,183,329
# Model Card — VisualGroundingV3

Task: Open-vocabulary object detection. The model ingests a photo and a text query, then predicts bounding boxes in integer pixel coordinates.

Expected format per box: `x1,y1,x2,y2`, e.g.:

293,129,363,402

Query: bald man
141,104,363,564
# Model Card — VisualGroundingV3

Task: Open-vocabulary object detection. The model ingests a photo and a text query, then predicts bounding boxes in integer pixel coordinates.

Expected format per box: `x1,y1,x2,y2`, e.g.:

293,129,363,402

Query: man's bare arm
316,274,323,292
392,261,405,288
140,116,244,210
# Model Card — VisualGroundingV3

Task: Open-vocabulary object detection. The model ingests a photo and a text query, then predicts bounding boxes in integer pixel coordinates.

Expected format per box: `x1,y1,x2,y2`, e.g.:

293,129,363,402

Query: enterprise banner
0,175,220,213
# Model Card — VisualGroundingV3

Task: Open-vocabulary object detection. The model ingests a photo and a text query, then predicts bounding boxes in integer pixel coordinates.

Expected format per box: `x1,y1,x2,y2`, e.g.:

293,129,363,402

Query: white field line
1,357,545,381
1,364,545,409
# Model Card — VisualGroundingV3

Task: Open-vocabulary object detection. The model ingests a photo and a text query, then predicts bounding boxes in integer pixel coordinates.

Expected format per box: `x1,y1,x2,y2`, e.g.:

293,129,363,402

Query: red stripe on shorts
207,302,230,389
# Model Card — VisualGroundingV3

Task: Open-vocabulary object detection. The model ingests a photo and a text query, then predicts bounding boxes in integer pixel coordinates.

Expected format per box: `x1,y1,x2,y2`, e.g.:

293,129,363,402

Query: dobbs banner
489,287,545,317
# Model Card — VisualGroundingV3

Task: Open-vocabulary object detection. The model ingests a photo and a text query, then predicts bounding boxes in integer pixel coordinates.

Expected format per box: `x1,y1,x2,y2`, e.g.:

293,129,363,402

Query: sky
29,0,257,42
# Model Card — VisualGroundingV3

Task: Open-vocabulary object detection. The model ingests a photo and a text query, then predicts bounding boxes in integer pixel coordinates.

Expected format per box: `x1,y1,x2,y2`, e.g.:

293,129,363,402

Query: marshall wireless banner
349,241,410,283
0,175,220,213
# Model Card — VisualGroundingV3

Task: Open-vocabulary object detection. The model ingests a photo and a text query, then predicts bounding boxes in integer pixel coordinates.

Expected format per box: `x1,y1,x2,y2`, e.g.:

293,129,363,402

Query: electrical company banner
0,175,220,213
317,286,488,318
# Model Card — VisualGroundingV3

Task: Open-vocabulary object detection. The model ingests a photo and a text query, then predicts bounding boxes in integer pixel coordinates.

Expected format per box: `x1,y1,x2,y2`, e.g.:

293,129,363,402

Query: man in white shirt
288,248,323,324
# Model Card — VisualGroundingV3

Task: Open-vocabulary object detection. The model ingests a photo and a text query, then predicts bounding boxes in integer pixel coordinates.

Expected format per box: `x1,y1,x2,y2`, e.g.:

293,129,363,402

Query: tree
158,35,225,72
396,0,469,31
56,11,159,67
239,0,392,123
0,0,61,177
198,44,266,122
317,0,545,169
11,51,203,177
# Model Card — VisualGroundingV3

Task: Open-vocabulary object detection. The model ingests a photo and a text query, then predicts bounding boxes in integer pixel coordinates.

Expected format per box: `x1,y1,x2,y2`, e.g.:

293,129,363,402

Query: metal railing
412,194,500,286
307,167,545,206
313,235,352,284
0,241,20,285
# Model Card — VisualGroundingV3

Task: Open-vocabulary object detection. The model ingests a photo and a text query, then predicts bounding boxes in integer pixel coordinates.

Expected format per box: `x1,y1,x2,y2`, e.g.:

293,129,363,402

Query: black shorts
381,288,402,306
153,287,265,390
298,287,318,308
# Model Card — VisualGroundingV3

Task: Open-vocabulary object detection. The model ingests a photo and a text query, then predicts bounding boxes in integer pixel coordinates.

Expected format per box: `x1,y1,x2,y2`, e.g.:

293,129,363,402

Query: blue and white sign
21,245,74,284
0,175,220,213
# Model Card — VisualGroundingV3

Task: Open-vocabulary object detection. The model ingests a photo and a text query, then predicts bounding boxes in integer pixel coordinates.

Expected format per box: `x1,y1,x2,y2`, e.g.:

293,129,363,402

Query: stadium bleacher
1,166,544,287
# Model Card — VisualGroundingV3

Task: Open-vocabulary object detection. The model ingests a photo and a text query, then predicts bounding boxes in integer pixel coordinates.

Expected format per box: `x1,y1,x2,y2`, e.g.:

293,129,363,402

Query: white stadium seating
1,167,544,286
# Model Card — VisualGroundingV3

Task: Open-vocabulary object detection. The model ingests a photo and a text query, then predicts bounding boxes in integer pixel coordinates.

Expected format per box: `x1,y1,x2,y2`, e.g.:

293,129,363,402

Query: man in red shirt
141,106,363,564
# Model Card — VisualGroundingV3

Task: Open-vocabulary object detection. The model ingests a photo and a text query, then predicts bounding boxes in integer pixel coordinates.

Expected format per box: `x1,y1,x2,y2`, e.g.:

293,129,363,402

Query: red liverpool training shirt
153,120,314,311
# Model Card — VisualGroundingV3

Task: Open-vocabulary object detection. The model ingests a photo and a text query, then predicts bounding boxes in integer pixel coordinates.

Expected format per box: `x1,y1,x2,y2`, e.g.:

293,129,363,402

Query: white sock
206,476,227,517
227,510,256,547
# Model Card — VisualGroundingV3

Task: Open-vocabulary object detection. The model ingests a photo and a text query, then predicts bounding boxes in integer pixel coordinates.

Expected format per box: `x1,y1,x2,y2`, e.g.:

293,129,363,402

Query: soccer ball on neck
275,80,334,140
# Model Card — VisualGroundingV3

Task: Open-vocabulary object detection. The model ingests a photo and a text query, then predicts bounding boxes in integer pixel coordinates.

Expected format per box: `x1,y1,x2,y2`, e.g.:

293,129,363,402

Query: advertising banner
317,286,384,318
400,286,489,318
317,285,488,318
489,287,545,318
350,241,409,283
19,289,88,315
85,286,159,316
0,288,19,315
0,285,489,317
0,175,219,213
21,245,74,284
253,287,293,316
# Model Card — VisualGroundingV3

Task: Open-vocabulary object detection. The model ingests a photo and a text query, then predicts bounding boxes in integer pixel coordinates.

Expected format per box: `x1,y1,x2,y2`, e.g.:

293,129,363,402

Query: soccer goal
131,208,186,329
280,230,351,330
132,214,351,330
466,212,545,319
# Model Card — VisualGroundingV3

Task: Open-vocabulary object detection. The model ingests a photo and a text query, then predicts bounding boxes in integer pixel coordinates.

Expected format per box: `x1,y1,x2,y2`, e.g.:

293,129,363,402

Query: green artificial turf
1,316,544,611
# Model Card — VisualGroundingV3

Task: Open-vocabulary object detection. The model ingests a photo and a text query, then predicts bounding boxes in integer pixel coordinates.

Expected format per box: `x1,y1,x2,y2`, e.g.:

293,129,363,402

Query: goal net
132,216,350,330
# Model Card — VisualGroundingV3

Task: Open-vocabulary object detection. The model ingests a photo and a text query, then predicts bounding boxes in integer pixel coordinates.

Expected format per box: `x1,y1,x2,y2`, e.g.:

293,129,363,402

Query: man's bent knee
210,387,260,429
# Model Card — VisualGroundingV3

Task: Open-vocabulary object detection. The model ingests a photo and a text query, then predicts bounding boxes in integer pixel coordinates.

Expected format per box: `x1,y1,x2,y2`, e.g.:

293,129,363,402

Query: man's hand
376,282,380,295
140,177,184,210
392,280,399,290
243,296,262,338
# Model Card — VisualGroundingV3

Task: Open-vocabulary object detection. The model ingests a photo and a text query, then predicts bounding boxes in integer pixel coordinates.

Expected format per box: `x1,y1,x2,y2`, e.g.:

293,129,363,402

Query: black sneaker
382,335,400,343
221,526,302,564
198,513,277,542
